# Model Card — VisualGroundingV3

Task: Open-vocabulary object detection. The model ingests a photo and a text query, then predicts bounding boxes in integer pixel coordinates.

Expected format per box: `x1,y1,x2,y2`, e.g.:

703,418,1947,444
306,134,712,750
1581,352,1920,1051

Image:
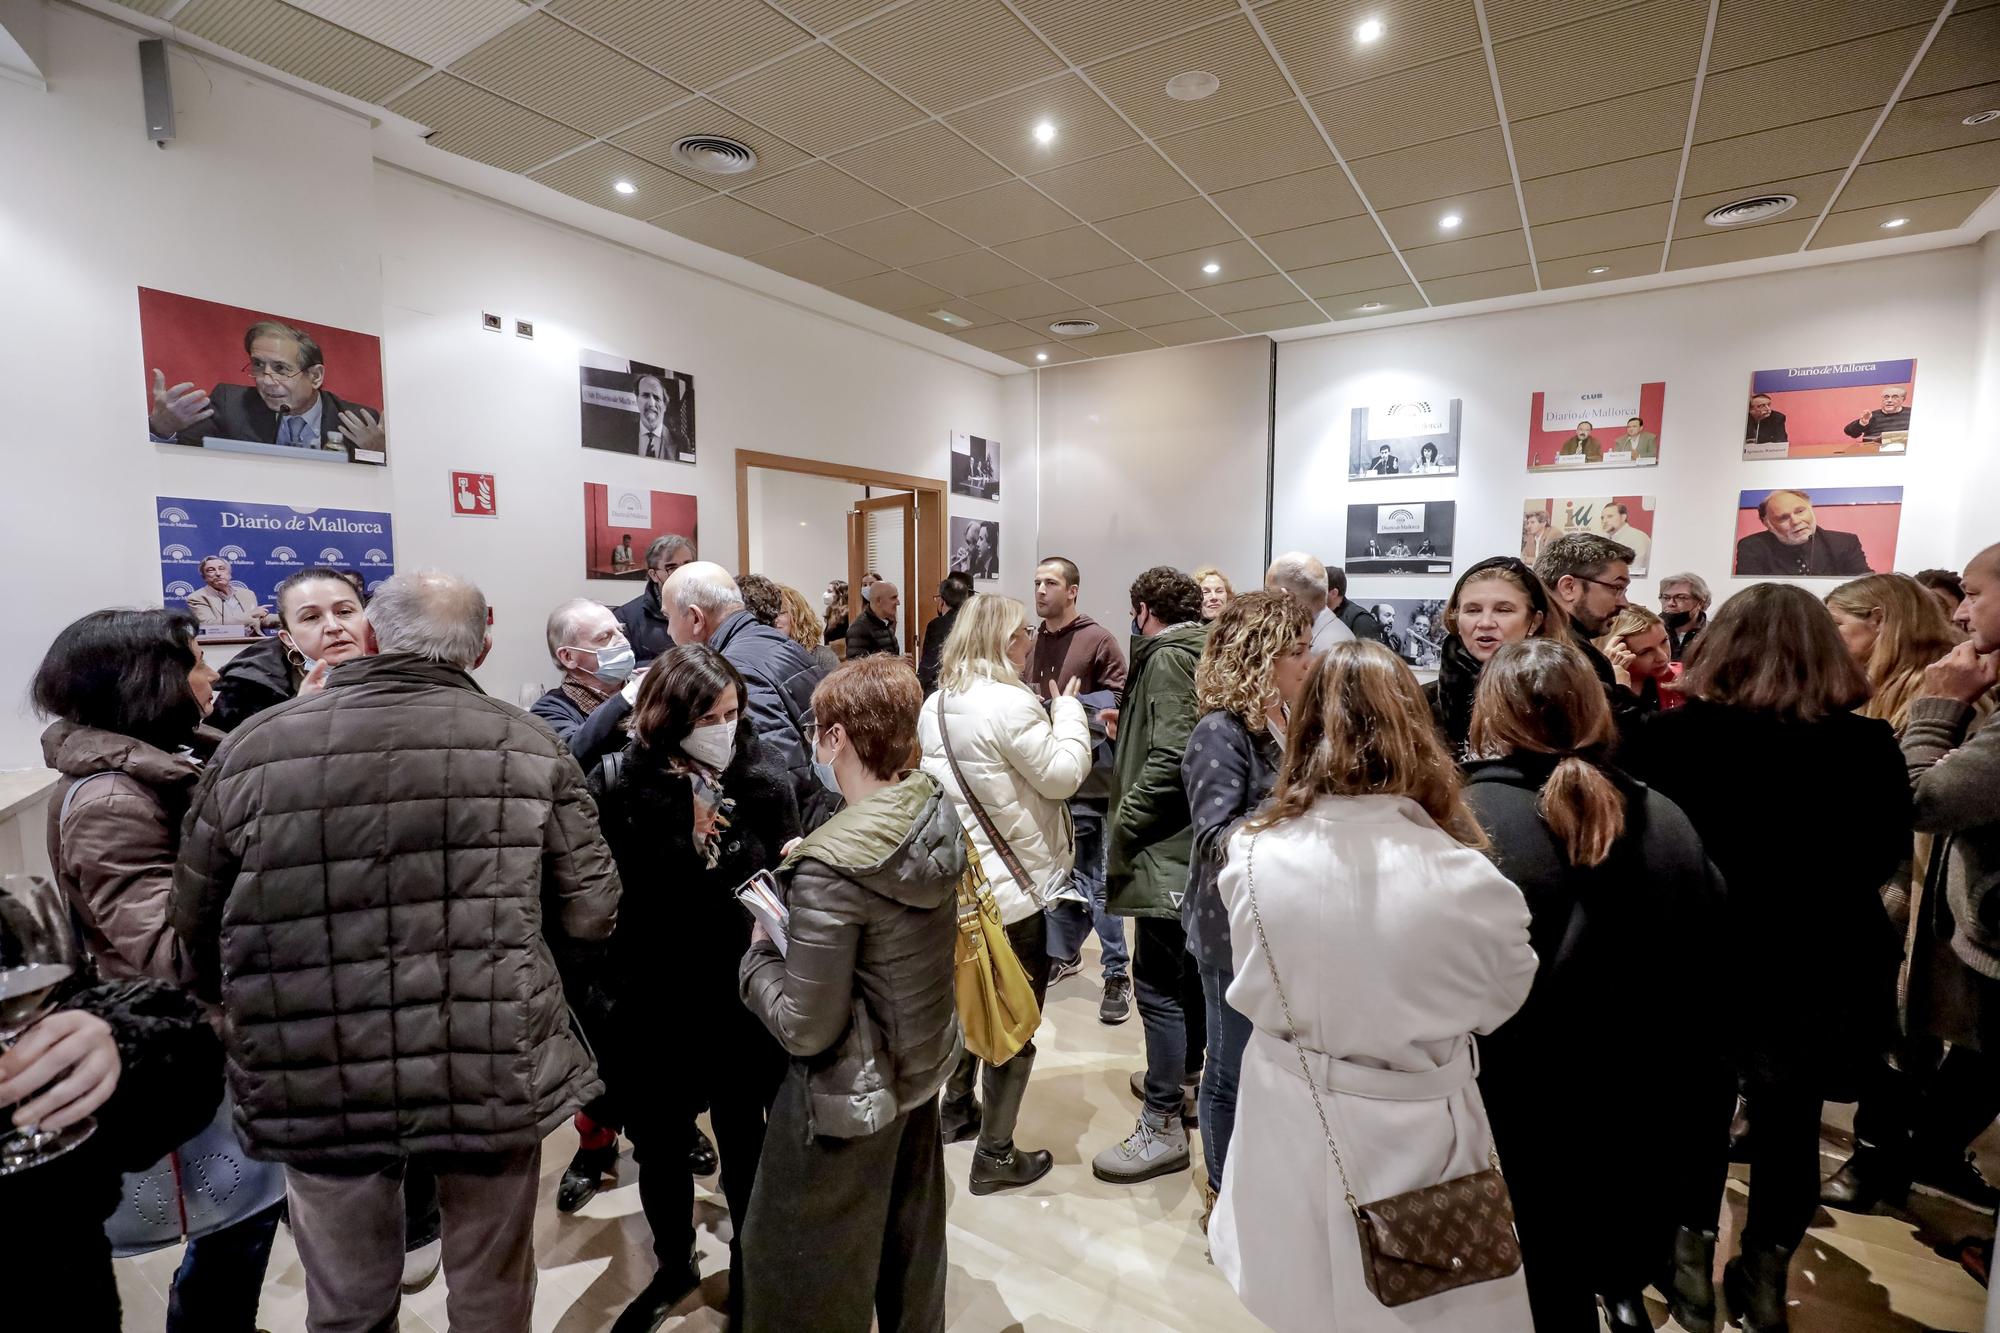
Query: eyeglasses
1577,575,1631,594
650,560,689,578
243,357,305,380
1660,592,1698,604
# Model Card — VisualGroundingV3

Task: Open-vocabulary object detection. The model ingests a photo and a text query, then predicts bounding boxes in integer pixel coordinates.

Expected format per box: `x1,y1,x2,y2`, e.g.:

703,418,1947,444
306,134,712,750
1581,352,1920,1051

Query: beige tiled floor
115,951,1996,1331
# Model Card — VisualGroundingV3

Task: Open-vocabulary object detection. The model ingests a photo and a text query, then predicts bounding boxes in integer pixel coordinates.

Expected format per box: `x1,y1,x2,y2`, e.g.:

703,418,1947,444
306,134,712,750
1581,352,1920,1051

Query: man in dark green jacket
1095,566,1210,1185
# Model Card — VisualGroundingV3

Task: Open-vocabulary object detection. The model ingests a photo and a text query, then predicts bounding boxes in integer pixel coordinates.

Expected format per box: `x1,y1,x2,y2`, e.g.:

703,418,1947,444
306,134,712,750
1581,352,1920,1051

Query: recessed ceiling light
1439,213,1462,229
1355,17,1384,43
1588,266,1610,274
1963,110,2000,126
1880,217,1909,229
1036,352,1049,361
1359,301,1383,311
1033,121,1056,144
612,179,636,195
1165,70,1220,101
929,309,972,328
1202,262,1221,274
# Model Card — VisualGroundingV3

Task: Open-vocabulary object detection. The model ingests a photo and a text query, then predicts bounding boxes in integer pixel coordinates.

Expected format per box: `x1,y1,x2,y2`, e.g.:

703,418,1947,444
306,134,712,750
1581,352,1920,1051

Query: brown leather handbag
1240,833,1523,1308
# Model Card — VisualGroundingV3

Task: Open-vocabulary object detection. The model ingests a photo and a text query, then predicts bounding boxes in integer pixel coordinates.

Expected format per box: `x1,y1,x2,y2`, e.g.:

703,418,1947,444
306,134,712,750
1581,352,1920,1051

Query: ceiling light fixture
1588,266,1610,274
929,309,973,327
1036,352,1049,361
1202,262,1221,274
613,180,636,195
1165,70,1220,101
1359,301,1383,311
1033,121,1056,144
1355,17,1384,43
1880,217,1909,229
1439,213,1462,229
1962,110,2000,126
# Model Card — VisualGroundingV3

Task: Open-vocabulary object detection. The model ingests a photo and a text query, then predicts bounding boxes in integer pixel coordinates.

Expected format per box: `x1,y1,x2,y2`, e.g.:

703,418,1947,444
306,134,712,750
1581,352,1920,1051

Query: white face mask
681,721,736,772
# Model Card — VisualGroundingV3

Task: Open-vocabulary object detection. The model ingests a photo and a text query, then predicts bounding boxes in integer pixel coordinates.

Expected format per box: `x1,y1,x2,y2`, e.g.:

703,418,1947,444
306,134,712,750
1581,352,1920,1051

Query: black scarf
1433,634,1484,753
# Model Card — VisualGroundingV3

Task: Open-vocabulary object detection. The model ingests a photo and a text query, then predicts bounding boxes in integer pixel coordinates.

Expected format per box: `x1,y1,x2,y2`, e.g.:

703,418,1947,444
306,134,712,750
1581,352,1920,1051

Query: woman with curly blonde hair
773,583,839,672
1181,590,1312,1206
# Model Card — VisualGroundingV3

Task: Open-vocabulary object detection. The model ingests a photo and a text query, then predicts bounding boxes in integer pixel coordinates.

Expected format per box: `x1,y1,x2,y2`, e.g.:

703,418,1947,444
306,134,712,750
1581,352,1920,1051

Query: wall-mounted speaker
138,39,174,145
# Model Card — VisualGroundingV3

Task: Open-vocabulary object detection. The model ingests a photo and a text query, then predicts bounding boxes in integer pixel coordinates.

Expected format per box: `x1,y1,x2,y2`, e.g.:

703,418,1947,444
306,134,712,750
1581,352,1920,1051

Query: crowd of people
7,521,1999,1333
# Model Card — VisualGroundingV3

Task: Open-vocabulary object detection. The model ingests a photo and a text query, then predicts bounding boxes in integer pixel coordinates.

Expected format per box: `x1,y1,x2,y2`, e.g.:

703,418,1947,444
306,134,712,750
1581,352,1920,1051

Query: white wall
1273,247,1987,609
1036,339,1273,635
744,468,868,606
0,2,1028,766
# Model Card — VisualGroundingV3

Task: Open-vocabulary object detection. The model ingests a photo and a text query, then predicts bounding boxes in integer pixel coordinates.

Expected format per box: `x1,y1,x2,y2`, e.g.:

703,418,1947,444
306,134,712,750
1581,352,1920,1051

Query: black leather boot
688,1125,718,1177
1664,1226,1718,1333
557,1141,617,1214
1820,1144,1910,1212
608,1257,702,1333
969,1047,1052,1196
939,1049,981,1144
1722,1242,1791,1333
1601,1293,1651,1332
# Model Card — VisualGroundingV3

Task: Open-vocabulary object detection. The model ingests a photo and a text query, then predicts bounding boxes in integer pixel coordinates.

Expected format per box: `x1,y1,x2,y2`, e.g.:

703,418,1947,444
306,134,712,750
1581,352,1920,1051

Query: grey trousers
284,1145,542,1333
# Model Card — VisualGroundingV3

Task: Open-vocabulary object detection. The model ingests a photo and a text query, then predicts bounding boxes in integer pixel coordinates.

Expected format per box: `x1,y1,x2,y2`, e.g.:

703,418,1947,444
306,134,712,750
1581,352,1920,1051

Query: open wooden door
847,492,919,662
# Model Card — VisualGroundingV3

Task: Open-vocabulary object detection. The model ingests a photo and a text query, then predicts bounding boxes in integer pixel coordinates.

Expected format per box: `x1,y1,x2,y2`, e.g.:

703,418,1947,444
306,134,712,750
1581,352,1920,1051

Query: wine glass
0,874,95,1175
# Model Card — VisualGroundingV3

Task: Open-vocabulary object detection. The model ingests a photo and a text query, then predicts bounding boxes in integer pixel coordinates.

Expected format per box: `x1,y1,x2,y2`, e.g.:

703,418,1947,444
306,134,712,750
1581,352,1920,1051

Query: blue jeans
1198,961,1252,1187
1045,806,1128,980
1134,917,1205,1120
167,1201,284,1333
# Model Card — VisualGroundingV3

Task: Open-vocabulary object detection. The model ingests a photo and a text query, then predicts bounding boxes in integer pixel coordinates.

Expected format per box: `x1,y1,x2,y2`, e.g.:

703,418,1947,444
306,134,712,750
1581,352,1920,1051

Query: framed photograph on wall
1348,397,1461,479
157,497,393,644
949,516,999,581
951,433,1000,500
1343,501,1456,574
580,348,695,463
1355,597,1448,669
1526,382,1665,472
139,288,386,465
1522,495,1656,575
1733,486,1902,577
1742,359,1916,459
583,484,698,582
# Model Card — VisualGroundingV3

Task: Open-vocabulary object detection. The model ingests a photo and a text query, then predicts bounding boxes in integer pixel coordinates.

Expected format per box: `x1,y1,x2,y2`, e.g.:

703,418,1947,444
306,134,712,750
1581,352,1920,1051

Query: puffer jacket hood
783,770,964,909
42,719,205,789
1131,618,1207,671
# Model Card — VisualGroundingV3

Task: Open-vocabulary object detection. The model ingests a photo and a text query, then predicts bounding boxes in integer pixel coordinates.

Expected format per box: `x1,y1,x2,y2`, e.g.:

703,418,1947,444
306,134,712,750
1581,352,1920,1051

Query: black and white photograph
580,348,695,463
949,515,999,581
1347,396,1461,479
1343,501,1456,574
1357,598,1448,670
952,432,1000,500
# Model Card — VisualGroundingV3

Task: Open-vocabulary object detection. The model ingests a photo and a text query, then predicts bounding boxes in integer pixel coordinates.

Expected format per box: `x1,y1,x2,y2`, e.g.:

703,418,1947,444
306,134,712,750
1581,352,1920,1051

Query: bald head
1967,543,2000,581
1265,551,1329,614
663,561,744,646
867,581,898,613
1959,543,2000,651
367,570,489,667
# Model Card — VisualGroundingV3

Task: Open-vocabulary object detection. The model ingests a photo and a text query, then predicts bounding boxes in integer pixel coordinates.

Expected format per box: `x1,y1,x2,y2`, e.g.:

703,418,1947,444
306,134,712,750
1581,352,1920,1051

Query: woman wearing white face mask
585,645,802,1331
208,566,372,731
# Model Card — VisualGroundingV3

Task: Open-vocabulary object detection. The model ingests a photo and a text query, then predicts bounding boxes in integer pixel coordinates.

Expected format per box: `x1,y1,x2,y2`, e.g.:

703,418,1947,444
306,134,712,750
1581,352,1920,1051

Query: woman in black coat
206,567,370,731
1462,639,1725,1333
587,644,800,1331
1622,584,1911,1333
1423,555,1568,756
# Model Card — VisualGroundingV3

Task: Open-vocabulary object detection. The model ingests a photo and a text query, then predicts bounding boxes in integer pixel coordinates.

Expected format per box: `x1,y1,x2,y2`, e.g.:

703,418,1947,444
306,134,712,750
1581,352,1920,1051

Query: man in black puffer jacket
174,570,619,1333
662,561,836,828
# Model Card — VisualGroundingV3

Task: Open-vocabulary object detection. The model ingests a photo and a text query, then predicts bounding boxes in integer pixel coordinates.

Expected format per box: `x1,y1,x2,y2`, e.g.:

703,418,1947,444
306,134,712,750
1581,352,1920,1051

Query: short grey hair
1535,532,1634,586
646,534,694,570
1265,551,1329,609
1659,572,1712,608
366,570,487,667
544,598,611,662
664,561,744,620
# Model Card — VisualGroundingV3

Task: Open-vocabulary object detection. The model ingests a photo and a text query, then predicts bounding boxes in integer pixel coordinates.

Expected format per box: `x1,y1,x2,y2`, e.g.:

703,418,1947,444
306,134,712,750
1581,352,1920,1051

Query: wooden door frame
736,449,947,653
852,493,919,661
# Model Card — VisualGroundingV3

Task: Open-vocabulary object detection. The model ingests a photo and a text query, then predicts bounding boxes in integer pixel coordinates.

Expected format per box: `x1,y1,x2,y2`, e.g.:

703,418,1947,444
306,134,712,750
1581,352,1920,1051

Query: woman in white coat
1211,640,1538,1333
920,593,1091,1194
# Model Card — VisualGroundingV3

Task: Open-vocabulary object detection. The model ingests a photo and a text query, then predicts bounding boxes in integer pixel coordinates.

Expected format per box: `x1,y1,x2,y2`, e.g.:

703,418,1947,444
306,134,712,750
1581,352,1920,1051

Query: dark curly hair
1129,565,1203,627
736,573,784,625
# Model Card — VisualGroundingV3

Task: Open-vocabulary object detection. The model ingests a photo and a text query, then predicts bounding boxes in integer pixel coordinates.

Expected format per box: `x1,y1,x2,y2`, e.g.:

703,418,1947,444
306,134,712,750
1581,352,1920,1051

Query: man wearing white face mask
532,599,642,770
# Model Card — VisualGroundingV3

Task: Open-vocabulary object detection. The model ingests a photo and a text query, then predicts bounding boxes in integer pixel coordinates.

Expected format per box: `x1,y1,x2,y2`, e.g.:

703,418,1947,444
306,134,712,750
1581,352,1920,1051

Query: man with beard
1735,490,1871,576
150,321,384,459
1658,573,1711,662
1746,393,1787,446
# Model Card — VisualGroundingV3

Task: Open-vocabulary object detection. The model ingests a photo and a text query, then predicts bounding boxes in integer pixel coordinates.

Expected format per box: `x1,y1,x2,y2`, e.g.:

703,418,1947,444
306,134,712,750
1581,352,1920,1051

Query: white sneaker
1091,1112,1190,1184
401,1237,443,1294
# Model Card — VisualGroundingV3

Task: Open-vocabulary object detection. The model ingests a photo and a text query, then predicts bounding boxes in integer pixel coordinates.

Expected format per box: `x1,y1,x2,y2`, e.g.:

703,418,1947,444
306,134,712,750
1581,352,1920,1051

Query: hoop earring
286,648,306,669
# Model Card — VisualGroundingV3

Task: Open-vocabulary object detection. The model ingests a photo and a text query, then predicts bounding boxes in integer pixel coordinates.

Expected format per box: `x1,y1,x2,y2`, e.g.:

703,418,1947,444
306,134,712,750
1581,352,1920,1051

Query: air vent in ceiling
1703,194,1797,227
673,135,758,175
1165,70,1220,101
1047,319,1100,336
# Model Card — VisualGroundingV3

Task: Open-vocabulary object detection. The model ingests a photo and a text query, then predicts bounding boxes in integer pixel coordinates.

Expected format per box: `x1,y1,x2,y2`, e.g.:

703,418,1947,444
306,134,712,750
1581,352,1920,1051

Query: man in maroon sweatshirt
1030,557,1133,1023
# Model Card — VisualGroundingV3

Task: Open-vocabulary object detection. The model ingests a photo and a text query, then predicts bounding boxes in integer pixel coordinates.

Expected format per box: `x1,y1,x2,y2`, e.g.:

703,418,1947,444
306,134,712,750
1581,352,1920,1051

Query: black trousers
741,1073,947,1333
1132,916,1207,1119
942,913,1050,1148
1680,1060,1822,1252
